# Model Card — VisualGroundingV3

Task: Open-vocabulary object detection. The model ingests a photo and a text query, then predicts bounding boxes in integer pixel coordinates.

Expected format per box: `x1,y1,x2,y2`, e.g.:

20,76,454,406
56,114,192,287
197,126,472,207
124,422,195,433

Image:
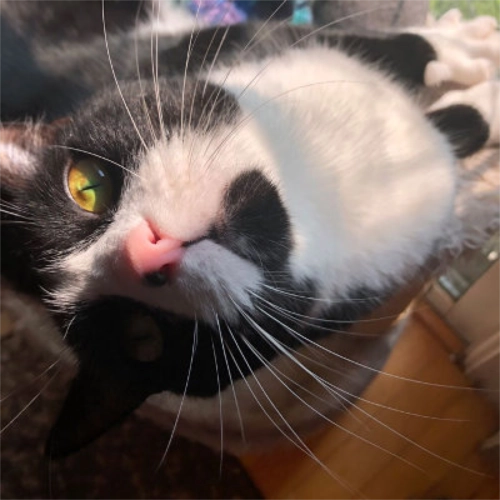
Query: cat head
1,78,323,456
0,75,450,457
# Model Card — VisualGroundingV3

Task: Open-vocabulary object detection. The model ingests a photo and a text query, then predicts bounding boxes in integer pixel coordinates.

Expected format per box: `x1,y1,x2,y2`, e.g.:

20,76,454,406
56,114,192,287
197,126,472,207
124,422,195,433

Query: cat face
25,79,294,324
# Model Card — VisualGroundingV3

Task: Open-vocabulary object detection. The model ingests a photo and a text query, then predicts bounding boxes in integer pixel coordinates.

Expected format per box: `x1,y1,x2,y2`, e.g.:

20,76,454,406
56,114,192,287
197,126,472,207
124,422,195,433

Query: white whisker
156,319,198,471
210,334,224,476
215,313,246,446
0,367,61,435
254,301,491,392
49,145,142,179
101,0,148,151
236,301,485,476
223,321,359,495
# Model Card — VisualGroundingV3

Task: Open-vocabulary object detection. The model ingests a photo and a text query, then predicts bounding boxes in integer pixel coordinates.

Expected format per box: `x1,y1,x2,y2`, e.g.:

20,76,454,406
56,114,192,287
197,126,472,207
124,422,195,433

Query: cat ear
0,121,63,192
45,302,168,458
45,367,151,459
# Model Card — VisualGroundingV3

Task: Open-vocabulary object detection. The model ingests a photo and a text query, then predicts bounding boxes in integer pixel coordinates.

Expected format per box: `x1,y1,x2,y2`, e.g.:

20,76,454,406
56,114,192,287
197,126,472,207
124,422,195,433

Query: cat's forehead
63,79,241,159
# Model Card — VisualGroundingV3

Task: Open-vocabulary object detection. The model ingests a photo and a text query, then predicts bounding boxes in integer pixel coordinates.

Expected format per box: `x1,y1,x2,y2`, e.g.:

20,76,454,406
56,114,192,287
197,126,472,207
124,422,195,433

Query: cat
1,1,499,464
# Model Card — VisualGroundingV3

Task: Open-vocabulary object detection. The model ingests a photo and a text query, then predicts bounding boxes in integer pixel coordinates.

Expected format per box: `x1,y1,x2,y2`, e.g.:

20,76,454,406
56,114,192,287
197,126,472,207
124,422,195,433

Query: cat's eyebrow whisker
150,0,167,144
49,145,142,180
187,23,230,168
132,2,158,145
199,0,370,143
156,319,198,471
180,0,205,145
237,303,486,477
101,0,148,152
223,321,358,494
215,312,246,446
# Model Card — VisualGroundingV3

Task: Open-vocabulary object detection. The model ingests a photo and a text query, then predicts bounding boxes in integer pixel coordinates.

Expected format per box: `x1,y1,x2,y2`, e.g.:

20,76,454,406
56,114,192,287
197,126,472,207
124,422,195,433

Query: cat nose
124,221,185,286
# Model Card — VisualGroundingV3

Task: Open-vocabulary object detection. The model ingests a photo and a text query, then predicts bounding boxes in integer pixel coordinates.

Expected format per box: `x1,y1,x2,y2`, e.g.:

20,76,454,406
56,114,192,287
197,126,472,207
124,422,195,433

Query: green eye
67,159,114,214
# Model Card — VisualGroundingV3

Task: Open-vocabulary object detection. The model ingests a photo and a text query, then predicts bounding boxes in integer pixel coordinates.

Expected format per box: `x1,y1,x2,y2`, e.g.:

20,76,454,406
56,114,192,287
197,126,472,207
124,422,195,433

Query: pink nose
124,220,185,283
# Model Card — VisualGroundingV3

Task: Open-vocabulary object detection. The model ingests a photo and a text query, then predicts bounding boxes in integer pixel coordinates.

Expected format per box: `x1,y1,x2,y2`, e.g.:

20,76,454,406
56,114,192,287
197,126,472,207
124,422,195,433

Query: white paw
414,9,500,87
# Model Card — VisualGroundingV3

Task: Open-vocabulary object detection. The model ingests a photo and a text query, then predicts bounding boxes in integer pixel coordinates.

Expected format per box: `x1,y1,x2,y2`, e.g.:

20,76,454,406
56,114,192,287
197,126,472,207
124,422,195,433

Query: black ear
45,297,224,457
45,367,151,459
45,299,172,458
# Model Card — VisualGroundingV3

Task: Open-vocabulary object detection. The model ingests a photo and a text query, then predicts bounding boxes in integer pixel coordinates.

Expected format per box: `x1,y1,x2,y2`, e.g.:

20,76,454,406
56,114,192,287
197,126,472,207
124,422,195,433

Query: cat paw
429,80,500,146
416,9,499,87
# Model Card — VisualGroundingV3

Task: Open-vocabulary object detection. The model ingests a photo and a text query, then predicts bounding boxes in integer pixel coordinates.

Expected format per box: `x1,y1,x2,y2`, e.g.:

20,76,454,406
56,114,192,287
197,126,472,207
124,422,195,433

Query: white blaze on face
49,127,272,323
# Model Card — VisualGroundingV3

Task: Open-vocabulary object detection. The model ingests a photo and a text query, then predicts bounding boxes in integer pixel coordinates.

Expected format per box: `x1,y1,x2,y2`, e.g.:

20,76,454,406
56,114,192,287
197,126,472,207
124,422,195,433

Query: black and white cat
1,2,499,460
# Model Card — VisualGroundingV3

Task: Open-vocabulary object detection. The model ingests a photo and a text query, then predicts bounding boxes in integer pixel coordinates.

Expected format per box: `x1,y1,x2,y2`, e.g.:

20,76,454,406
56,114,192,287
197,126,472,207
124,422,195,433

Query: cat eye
67,159,114,214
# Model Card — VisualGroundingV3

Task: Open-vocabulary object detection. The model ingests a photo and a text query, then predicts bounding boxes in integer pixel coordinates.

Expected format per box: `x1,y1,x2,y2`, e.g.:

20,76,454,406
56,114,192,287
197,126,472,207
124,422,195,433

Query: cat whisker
233,300,357,419
210,334,224,475
215,313,246,446
238,333,436,473
264,338,470,423
254,301,493,392
0,355,63,404
231,4,391,107
199,1,375,145
150,0,167,143
0,367,62,435
247,290,474,425
187,23,230,167
262,282,388,303
236,302,485,477
132,2,159,145
0,205,36,221
49,145,142,180
156,318,198,471
101,0,148,151
180,0,205,145
251,290,379,334
223,321,359,495
202,79,370,175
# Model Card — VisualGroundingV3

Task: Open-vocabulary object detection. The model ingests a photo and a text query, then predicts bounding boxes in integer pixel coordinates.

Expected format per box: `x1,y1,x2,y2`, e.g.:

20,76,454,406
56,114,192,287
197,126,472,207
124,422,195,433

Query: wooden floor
242,305,499,499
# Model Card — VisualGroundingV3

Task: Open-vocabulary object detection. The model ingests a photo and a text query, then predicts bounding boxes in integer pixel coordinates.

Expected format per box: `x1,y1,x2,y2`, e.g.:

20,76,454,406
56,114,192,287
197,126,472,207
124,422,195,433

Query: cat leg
415,9,500,87
426,81,499,158
316,9,499,90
